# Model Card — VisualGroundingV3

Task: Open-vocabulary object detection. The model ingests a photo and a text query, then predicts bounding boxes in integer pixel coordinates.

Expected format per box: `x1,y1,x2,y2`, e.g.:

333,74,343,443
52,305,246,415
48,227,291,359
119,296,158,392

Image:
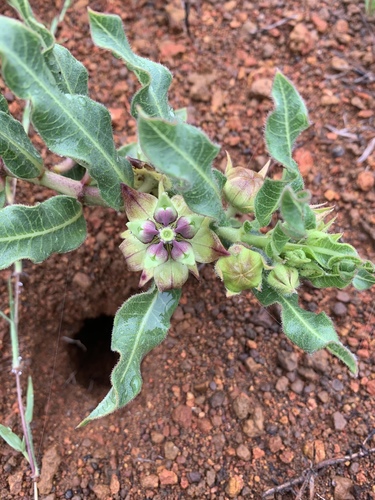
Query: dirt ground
1,0,375,498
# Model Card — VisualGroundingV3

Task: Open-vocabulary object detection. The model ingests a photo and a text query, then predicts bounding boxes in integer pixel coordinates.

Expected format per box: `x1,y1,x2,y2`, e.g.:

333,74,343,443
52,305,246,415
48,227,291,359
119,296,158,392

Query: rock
321,95,340,106
226,475,244,498
306,350,329,373
187,471,202,483
241,20,258,35
151,431,165,444
279,449,294,464
159,41,186,58
289,23,316,54
172,405,192,428
333,411,348,431
212,433,226,452
244,356,261,373
249,78,273,98
7,470,23,495
158,469,178,486
332,302,348,317
236,444,251,461
311,13,328,32
110,474,120,495
72,272,91,290
209,390,225,408
262,42,275,58
141,474,159,489
232,393,251,420
188,72,218,102
337,291,351,303
317,390,329,403
333,476,355,500
291,378,304,394
197,417,213,433
206,469,216,487
351,96,366,110
331,56,351,71
165,2,185,32
39,446,61,494
243,407,264,437
91,485,111,498
268,436,284,453
277,350,298,372
275,376,289,392
366,379,375,396
294,148,314,176
164,441,180,460
357,171,374,192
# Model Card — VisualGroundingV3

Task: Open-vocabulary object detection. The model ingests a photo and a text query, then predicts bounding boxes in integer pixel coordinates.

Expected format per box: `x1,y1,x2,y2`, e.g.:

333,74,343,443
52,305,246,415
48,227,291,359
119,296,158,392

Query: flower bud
223,154,269,214
215,244,264,296
267,264,299,295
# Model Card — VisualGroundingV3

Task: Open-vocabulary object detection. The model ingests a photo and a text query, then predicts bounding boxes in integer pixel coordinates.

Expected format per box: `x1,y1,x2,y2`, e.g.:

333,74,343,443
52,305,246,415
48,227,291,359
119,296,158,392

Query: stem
216,226,269,249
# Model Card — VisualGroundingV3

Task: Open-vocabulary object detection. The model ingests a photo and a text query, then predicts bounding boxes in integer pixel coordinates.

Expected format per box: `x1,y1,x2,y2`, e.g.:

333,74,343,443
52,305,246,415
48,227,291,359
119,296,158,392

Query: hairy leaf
45,44,88,95
79,286,181,425
89,10,174,120
254,178,287,227
0,108,44,179
0,17,133,209
0,425,27,458
138,113,226,222
0,196,86,269
254,281,357,374
353,267,375,291
266,72,309,174
280,187,312,239
266,221,290,257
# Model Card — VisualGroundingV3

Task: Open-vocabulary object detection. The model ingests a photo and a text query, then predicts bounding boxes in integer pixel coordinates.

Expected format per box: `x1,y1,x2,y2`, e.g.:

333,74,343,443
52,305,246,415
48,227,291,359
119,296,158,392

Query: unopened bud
267,264,299,295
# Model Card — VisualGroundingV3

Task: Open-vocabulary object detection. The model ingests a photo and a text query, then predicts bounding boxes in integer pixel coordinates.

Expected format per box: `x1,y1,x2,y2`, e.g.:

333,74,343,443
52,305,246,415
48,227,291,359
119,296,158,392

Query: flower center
159,226,175,243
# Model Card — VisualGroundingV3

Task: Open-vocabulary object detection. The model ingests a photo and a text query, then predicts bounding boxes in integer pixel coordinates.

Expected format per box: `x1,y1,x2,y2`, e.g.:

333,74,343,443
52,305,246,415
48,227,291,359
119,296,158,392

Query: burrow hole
67,315,118,390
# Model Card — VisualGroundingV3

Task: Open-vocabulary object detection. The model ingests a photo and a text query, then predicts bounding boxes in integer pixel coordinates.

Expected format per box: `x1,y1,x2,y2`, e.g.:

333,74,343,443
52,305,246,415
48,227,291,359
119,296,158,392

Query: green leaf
303,234,360,269
25,376,34,424
45,44,89,95
266,221,289,257
79,285,181,425
0,17,133,210
353,267,375,291
254,178,287,227
0,195,86,269
88,10,174,120
138,113,226,222
266,72,309,173
254,281,357,374
0,424,26,457
0,110,44,179
280,187,312,239
8,0,54,51
0,93,9,113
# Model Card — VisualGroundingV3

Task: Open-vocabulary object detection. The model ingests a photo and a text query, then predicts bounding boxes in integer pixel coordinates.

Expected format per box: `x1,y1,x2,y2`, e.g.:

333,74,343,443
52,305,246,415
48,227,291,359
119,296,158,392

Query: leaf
138,112,226,222
353,267,375,291
303,234,360,269
0,93,9,113
0,195,86,269
0,424,26,456
25,376,34,424
0,17,133,210
79,285,181,425
266,221,290,257
0,109,44,179
266,72,309,173
45,44,88,95
88,10,174,120
254,281,357,374
254,178,287,227
280,187,312,239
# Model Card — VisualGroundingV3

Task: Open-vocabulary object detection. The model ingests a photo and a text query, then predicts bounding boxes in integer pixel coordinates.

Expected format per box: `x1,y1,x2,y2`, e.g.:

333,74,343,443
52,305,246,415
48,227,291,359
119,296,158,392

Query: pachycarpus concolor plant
0,1,374,426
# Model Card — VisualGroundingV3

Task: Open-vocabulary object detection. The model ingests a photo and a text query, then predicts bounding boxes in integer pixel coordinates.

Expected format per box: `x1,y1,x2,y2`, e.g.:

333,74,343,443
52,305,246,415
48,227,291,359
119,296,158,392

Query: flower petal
144,241,169,269
153,192,178,226
190,219,230,263
139,267,154,288
153,260,189,291
171,240,195,266
121,184,158,221
175,216,203,239
119,231,147,271
127,219,158,243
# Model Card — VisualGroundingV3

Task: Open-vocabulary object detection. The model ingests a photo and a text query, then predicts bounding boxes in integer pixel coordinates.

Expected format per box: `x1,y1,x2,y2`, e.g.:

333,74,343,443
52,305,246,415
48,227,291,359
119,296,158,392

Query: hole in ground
67,315,118,390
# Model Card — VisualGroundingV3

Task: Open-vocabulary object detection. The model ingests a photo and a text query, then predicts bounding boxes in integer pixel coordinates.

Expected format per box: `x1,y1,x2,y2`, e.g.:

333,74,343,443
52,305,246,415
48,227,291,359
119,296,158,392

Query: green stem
216,226,269,249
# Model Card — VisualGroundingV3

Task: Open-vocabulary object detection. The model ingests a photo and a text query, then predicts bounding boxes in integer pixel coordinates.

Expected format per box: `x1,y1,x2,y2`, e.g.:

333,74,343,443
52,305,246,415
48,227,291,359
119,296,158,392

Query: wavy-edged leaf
0,17,133,209
303,234,360,269
138,113,226,222
254,178,287,227
0,424,27,458
353,267,375,291
88,10,174,120
266,72,309,173
266,221,289,257
0,109,43,178
0,195,86,269
254,281,357,374
45,44,88,95
79,285,181,425
280,187,312,239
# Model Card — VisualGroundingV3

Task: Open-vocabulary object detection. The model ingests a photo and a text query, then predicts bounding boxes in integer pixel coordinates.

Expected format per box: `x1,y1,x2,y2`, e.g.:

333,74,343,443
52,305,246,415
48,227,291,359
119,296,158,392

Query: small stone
314,440,326,462
110,474,120,495
333,411,348,431
141,474,159,489
289,23,315,54
241,20,258,35
366,379,375,396
243,407,264,437
172,405,192,428
164,441,180,460
336,291,351,303
226,475,244,498
291,378,304,394
268,436,284,453
72,272,91,290
92,485,111,498
197,418,213,434
275,376,289,392
187,471,202,483
209,390,225,408
232,393,251,420
311,13,328,32
262,42,274,58
277,350,298,372
357,171,374,192
306,350,329,373
7,470,23,495
159,41,186,58
351,96,366,110
38,446,61,494
279,449,294,464
317,390,329,403
151,431,165,444
244,356,261,373
158,469,178,486
212,433,226,452
332,379,344,392
321,95,340,106
333,476,355,500
206,469,216,487
249,78,273,98
294,148,314,176
252,447,265,459
331,56,351,71
236,444,251,461
332,302,348,317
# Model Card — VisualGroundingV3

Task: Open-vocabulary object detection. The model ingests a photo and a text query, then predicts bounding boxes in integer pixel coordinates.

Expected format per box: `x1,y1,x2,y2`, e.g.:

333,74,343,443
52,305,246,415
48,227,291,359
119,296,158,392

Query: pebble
317,390,329,403
291,378,304,394
151,431,164,444
332,379,344,392
275,376,289,392
242,407,264,437
330,56,351,71
306,350,329,373
357,171,375,192
164,441,180,460
332,302,348,317
232,393,251,420
187,471,202,483
244,356,261,373
209,390,225,408
206,469,216,487
72,272,91,290
268,436,284,453
158,469,178,486
141,474,159,489
236,444,251,461
277,350,298,372
333,411,348,431
333,475,355,500
248,78,273,98
172,405,192,428
226,475,244,498
38,446,61,495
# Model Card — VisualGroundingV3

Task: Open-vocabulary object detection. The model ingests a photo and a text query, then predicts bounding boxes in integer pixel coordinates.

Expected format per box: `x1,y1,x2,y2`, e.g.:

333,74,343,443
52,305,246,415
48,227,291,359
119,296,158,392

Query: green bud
215,244,264,296
267,264,299,295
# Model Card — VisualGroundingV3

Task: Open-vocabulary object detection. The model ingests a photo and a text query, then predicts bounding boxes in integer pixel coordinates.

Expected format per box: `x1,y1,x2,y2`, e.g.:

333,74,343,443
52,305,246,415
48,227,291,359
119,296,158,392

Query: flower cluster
120,185,229,291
